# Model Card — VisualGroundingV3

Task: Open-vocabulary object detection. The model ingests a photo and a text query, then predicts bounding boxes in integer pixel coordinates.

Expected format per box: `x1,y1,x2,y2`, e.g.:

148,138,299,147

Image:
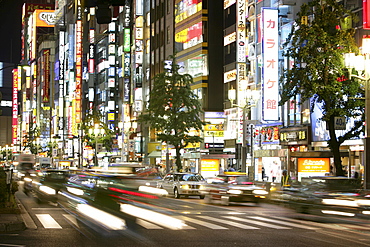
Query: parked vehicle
270,176,370,217
157,172,207,199
203,175,269,206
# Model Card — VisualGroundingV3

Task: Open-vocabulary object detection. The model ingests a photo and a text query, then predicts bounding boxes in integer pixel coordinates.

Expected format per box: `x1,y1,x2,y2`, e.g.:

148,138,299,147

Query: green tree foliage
280,0,364,176
81,109,114,152
23,122,42,155
139,56,207,171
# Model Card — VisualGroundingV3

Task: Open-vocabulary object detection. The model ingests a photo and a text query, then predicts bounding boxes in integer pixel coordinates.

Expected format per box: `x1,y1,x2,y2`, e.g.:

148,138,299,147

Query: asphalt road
1,187,370,247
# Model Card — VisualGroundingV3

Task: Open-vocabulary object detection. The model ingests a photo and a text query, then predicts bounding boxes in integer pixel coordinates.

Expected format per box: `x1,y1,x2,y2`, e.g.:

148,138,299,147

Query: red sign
364,0,370,29
42,49,50,103
12,69,18,145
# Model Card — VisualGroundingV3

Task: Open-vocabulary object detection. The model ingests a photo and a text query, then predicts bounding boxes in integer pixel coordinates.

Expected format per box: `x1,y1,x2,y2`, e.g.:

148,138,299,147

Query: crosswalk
32,211,370,232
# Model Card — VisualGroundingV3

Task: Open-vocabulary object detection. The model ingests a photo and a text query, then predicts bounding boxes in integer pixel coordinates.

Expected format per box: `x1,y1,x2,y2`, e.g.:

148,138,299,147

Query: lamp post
344,37,370,189
228,87,260,174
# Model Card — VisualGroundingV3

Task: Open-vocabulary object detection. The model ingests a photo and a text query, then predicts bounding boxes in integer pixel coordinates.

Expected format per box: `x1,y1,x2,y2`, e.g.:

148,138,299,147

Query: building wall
0,116,12,146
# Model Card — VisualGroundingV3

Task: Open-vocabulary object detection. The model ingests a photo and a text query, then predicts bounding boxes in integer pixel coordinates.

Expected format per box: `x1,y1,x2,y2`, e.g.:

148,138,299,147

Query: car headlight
199,185,205,190
253,189,269,195
39,186,56,195
181,184,189,189
24,177,32,182
228,189,243,194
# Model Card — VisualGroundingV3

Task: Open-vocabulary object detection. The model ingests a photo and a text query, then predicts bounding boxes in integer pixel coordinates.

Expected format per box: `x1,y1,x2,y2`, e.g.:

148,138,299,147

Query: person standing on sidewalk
281,170,291,188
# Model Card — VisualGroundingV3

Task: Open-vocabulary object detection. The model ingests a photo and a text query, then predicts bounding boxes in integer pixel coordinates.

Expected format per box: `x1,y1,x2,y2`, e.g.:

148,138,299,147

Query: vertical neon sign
12,69,18,145
262,8,279,121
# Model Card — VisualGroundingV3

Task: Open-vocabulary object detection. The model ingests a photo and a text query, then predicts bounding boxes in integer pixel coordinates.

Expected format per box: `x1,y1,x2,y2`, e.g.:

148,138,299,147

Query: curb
16,196,37,230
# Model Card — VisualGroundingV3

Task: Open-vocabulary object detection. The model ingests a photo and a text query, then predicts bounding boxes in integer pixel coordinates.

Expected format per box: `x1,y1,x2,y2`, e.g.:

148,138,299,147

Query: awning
147,151,162,158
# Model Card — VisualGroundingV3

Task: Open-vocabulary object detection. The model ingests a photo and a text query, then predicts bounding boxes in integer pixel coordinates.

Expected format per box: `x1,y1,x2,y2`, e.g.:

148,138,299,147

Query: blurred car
27,169,71,203
270,176,370,217
157,172,206,199
203,175,269,206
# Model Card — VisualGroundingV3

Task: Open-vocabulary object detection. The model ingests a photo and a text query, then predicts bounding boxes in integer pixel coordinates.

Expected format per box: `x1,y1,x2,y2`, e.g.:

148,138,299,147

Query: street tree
23,122,42,155
81,109,114,152
279,0,364,176
139,56,207,172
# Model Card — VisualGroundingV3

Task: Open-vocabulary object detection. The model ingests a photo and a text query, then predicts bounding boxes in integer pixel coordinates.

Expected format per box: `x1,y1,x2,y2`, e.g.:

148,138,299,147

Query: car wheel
221,196,230,206
199,195,205,199
174,188,181,199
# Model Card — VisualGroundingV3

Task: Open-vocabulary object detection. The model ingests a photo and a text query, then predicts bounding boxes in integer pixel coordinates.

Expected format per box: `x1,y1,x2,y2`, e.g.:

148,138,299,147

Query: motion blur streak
120,204,187,230
58,191,88,204
321,210,355,217
322,199,358,207
362,211,370,214
109,187,158,199
138,186,168,196
77,204,126,230
39,186,56,195
66,187,84,196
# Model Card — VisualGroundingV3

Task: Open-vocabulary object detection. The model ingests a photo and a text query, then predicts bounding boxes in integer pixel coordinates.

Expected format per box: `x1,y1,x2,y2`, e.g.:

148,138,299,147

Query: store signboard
298,158,330,173
262,8,279,121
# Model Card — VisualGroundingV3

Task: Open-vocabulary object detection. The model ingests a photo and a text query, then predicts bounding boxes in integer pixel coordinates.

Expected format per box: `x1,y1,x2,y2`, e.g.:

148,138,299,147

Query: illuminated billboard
175,0,202,23
262,8,279,121
175,22,203,52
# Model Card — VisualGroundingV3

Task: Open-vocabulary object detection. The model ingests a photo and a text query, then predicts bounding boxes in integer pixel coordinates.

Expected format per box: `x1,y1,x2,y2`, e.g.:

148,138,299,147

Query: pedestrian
281,170,291,188
262,167,265,181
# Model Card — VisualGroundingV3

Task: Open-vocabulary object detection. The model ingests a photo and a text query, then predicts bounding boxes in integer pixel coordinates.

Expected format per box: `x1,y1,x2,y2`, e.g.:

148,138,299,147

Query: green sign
124,28,130,52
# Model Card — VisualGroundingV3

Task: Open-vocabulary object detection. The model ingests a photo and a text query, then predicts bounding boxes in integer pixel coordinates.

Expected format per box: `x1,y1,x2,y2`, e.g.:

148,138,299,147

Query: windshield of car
176,174,204,182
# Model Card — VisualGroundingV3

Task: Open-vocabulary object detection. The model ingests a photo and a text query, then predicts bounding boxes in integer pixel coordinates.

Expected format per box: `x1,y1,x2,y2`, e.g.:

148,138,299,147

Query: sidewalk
0,196,30,233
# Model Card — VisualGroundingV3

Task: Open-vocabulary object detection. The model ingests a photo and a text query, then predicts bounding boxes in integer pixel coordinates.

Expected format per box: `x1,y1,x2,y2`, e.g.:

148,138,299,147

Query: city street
1,187,370,247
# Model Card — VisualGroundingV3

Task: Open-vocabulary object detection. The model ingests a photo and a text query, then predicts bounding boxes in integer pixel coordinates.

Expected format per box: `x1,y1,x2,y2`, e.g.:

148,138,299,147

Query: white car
157,172,206,199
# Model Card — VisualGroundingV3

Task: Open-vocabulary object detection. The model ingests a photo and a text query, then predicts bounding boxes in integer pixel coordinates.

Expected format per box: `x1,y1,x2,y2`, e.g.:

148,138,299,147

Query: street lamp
344,36,370,189
228,87,260,174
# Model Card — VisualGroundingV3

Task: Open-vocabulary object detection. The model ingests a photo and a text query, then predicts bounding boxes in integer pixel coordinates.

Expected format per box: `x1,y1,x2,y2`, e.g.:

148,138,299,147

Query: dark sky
0,0,24,64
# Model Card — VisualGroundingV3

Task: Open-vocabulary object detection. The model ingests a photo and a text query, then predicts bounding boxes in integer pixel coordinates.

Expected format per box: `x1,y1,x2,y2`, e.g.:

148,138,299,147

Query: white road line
63,214,79,228
35,214,62,229
136,219,163,229
176,216,228,229
269,216,345,230
197,216,259,229
223,216,291,229
248,216,318,230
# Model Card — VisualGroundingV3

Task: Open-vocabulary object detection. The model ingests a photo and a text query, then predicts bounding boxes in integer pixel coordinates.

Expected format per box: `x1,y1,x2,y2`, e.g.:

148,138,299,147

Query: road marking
63,214,79,228
136,219,163,229
176,216,228,229
197,216,259,229
35,214,62,229
269,216,345,230
223,216,291,229
248,216,318,230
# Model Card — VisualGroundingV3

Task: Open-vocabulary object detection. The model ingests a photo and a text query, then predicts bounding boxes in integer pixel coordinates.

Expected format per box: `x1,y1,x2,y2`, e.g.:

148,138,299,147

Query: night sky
0,0,24,64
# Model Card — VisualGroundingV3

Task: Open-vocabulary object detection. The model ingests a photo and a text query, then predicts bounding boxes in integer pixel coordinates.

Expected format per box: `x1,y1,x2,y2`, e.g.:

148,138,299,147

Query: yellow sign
108,113,115,121
204,124,224,131
298,158,330,173
204,131,224,137
201,159,219,172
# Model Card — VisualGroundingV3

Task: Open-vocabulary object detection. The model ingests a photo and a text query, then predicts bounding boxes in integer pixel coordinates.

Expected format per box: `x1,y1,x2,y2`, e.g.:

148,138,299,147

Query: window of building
166,26,170,44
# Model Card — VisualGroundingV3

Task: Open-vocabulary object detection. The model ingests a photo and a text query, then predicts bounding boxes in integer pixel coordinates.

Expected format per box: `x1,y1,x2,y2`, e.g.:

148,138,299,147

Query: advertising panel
262,8,279,121
297,157,330,180
42,49,50,103
175,22,203,52
237,0,246,63
12,69,18,145
33,9,56,27
175,0,202,23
